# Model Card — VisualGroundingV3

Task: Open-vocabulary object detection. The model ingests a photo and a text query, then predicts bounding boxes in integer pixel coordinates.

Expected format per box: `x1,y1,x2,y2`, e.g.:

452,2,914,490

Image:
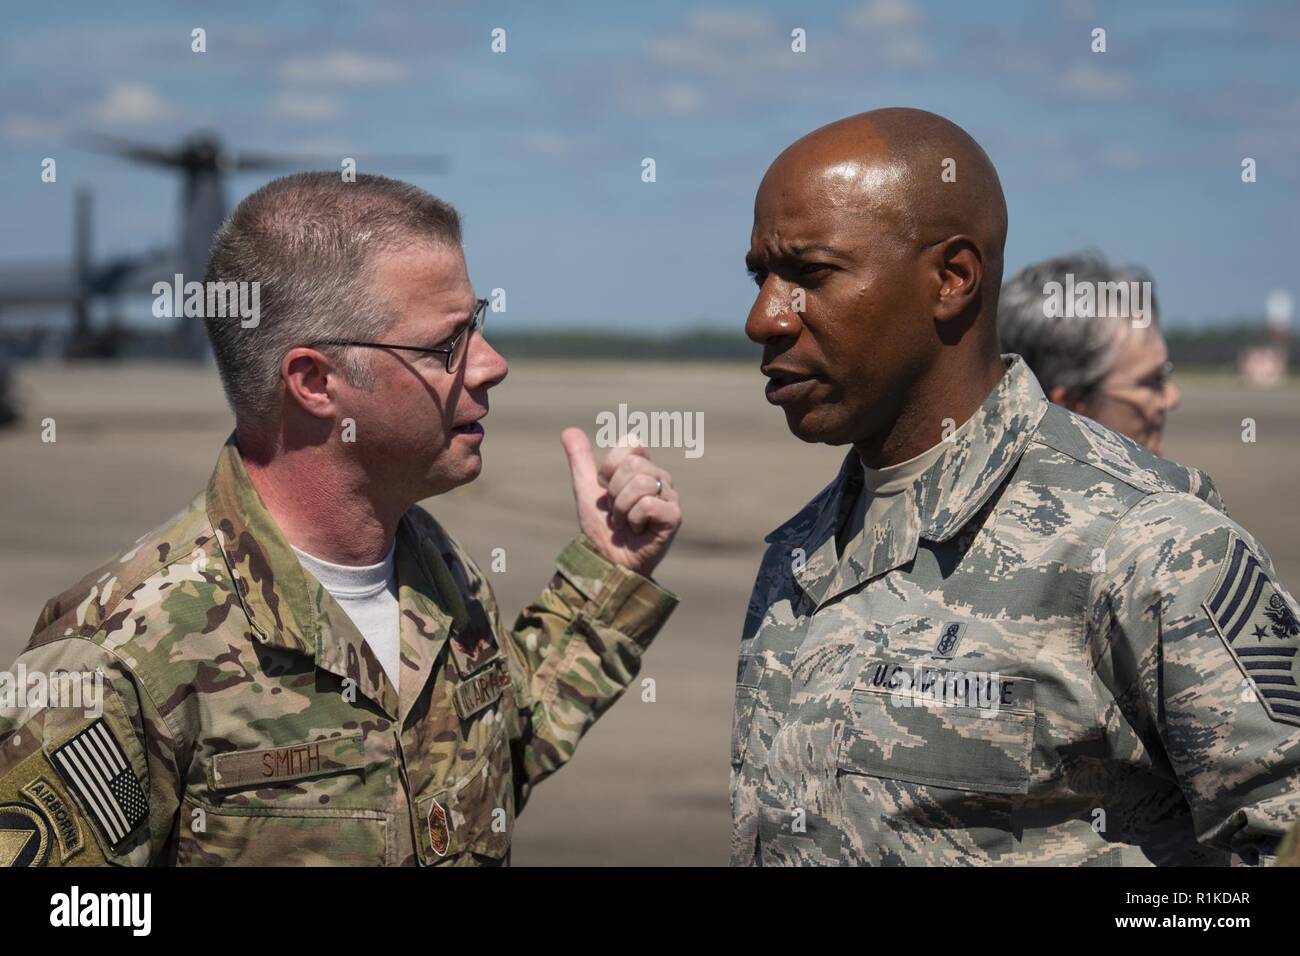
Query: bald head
746,108,1011,463
764,108,1007,281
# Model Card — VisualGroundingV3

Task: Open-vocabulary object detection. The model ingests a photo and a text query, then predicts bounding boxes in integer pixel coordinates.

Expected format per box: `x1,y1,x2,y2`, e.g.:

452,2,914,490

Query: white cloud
1059,0,1101,20
91,82,176,125
844,0,933,66
524,132,573,159
1,116,64,142
1099,144,1147,169
648,7,791,75
660,83,705,114
621,81,706,116
882,35,933,67
281,138,359,157
4,24,269,72
1059,63,1132,98
279,50,406,87
845,0,925,32
269,90,341,121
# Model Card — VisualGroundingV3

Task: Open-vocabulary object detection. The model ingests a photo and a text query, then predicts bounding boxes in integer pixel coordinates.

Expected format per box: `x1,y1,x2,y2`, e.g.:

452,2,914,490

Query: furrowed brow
782,242,850,260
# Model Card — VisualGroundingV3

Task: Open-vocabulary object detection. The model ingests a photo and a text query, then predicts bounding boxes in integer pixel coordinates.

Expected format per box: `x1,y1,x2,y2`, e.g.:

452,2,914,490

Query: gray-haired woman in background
998,250,1181,455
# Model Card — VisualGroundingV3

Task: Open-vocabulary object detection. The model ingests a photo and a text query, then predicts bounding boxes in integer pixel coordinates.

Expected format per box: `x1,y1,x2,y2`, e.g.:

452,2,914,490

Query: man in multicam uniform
733,108,1300,866
0,173,682,867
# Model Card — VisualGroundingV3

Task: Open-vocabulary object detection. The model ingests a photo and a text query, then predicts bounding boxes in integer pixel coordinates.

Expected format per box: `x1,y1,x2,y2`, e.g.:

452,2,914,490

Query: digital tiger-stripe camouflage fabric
732,354,1300,866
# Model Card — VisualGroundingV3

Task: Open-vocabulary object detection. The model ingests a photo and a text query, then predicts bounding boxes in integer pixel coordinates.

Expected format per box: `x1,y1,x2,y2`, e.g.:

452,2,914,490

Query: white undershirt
292,543,401,691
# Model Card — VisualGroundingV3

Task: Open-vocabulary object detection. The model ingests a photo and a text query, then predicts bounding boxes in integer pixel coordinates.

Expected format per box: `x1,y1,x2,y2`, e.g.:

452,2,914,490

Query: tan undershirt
836,438,951,560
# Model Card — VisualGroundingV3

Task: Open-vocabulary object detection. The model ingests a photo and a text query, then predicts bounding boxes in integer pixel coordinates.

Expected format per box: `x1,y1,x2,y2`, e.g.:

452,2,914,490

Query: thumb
560,427,601,501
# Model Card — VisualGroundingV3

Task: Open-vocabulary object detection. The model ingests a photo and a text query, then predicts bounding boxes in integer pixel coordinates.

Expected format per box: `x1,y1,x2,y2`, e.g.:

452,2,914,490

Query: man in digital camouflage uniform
734,108,1300,866
0,173,682,866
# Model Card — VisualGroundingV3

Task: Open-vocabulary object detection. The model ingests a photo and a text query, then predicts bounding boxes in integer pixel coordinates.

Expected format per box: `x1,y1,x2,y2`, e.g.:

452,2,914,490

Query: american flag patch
1205,533,1300,727
50,720,148,848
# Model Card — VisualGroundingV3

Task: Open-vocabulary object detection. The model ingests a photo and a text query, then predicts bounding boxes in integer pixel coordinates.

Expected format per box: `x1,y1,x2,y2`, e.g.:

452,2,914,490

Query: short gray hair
997,250,1159,397
204,172,461,425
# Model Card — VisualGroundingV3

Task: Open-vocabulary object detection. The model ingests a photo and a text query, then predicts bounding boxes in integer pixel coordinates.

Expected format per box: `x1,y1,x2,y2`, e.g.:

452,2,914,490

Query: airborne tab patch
1205,533,1300,727
20,777,83,861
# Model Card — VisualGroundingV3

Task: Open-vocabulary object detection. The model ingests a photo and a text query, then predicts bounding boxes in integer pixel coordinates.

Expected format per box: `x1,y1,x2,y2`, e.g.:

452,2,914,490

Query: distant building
1241,290,1294,387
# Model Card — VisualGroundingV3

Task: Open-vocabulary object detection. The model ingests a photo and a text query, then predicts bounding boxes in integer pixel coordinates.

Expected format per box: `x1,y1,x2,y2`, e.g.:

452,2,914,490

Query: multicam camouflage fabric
1278,818,1300,866
0,437,676,866
732,354,1300,866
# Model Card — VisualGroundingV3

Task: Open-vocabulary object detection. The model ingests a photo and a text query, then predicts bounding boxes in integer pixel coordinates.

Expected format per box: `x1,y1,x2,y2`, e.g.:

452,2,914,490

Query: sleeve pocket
730,654,765,768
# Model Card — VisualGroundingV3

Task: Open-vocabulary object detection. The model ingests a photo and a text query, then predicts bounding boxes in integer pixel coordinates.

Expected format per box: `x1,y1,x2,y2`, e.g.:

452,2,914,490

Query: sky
1,0,1297,332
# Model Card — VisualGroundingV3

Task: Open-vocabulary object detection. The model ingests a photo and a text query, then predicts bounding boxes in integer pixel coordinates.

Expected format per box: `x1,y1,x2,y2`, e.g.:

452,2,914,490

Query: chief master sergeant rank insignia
1206,532,1300,727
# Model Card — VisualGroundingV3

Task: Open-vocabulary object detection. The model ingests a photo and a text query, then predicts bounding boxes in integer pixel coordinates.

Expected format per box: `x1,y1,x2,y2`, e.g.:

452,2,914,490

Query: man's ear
932,236,982,323
281,347,339,419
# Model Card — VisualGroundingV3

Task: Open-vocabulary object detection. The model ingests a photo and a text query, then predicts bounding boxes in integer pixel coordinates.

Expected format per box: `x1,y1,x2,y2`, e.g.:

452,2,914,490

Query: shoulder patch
50,719,148,850
0,801,52,867
1204,533,1300,727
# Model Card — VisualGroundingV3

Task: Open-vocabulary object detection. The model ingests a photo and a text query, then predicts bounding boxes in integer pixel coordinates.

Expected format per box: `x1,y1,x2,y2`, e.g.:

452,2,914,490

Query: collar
764,354,1048,611
205,436,459,721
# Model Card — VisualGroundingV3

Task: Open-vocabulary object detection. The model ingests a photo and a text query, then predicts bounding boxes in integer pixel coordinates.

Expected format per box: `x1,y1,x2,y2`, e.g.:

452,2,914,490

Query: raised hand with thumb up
560,427,682,578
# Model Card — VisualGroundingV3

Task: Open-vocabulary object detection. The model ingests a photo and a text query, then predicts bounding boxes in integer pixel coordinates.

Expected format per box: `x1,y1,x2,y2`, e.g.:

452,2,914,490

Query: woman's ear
1048,384,1091,416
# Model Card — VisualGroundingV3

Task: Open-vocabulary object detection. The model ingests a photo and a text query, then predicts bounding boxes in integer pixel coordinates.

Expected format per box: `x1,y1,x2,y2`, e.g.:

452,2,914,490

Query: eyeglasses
1098,360,1175,400
309,298,489,373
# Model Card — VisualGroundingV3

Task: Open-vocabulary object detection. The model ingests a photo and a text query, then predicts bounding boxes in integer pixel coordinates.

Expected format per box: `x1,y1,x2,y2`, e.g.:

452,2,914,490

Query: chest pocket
837,663,1036,794
414,727,514,866
179,733,388,866
731,654,766,768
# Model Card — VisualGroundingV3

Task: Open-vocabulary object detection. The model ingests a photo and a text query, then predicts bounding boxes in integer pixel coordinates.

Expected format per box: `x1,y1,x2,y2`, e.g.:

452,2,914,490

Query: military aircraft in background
0,132,448,423
0,132,451,359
